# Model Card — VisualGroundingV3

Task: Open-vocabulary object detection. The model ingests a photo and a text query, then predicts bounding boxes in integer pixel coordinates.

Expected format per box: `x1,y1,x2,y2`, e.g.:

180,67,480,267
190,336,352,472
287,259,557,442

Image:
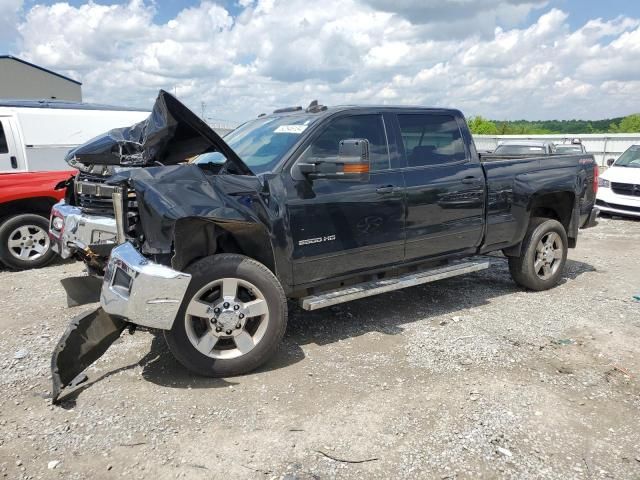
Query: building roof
0,98,147,112
0,55,82,86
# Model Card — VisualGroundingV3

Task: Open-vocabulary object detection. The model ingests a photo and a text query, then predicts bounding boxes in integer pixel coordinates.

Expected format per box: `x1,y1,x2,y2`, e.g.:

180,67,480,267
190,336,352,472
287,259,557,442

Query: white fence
473,134,640,166
206,126,639,166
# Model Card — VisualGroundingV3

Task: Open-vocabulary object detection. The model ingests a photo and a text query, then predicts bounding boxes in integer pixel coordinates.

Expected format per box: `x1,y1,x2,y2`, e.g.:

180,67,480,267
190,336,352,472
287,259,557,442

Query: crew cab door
284,113,406,286
393,112,485,261
0,117,22,172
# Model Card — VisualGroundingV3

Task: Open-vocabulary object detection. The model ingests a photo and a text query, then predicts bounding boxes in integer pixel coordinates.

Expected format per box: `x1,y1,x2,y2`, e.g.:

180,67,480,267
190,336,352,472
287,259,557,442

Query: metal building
0,55,82,102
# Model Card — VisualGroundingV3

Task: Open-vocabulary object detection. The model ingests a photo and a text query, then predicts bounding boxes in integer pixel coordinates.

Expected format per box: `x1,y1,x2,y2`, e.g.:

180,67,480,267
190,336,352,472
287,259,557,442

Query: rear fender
503,190,577,257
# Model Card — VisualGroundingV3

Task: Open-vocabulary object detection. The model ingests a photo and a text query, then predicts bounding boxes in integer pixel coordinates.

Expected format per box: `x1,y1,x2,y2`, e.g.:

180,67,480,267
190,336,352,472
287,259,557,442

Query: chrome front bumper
100,242,192,330
49,201,118,259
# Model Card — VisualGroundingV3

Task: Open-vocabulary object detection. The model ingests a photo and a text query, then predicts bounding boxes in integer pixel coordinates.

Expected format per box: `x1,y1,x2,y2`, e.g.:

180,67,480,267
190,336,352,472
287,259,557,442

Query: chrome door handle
461,176,481,185
376,185,395,194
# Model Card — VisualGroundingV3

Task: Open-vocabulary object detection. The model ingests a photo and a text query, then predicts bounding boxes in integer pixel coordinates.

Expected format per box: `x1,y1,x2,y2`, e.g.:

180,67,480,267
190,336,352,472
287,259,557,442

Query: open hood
65,89,252,175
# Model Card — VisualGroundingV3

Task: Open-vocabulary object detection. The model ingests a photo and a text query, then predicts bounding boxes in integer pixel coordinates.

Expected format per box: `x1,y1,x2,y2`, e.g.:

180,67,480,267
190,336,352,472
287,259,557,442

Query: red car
0,171,73,269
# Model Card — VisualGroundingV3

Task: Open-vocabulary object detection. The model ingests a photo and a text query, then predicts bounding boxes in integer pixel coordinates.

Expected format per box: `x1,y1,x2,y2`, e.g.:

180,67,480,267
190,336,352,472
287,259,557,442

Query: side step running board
300,260,490,311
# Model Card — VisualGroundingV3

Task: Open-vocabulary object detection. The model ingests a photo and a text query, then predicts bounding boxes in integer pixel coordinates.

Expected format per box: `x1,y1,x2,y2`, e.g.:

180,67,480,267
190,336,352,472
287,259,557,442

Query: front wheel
164,254,287,377
508,217,568,291
0,214,57,270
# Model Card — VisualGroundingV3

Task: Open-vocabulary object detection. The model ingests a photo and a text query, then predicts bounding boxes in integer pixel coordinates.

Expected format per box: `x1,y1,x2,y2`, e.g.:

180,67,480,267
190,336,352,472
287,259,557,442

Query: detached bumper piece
49,201,117,259
101,242,192,330
51,307,127,403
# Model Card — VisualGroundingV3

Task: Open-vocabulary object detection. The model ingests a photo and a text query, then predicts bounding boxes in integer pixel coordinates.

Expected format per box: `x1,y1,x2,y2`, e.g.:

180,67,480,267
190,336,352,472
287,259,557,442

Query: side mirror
606,158,615,167
298,139,370,180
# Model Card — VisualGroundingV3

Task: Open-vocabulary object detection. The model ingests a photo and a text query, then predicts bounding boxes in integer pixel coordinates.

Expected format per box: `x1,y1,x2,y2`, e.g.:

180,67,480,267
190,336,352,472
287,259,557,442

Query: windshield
555,145,583,153
614,146,640,167
494,145,547,155
218,114,320,174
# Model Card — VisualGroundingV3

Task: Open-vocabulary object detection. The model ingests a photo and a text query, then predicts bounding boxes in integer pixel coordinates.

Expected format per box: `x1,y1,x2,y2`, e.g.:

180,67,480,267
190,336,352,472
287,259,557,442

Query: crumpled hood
65,89,252,175
601,165,640,183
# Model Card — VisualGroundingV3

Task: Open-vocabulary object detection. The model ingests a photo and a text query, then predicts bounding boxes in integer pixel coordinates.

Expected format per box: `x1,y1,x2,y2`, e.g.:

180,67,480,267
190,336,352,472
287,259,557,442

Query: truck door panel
285,114,406,286
396,113,485,261
0,117,21,173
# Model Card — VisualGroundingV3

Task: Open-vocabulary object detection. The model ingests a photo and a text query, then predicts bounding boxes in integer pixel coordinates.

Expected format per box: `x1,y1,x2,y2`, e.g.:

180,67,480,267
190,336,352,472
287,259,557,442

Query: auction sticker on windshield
274,125,308,134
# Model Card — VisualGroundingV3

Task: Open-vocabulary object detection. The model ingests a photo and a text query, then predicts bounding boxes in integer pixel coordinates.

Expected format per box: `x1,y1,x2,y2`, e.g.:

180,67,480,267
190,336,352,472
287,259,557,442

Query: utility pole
201,101,206,119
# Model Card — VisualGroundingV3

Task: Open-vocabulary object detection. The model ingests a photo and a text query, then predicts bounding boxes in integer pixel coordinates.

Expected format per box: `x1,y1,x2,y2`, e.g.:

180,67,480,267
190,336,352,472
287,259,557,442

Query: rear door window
397,114,466,167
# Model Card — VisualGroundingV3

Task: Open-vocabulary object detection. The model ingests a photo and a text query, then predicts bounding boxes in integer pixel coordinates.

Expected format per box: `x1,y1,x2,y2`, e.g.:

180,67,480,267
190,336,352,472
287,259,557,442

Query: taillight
593,164,599,194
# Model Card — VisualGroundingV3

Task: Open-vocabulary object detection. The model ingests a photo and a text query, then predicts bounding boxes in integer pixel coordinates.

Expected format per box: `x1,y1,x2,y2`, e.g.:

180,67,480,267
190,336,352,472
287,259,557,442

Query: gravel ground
1,217,639,480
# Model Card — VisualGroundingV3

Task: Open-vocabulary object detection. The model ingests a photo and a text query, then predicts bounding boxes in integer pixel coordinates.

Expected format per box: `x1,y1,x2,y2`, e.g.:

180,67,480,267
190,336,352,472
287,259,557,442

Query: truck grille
124,189,140,238
75,173,141,241
611,182,640,197
75,173,115,216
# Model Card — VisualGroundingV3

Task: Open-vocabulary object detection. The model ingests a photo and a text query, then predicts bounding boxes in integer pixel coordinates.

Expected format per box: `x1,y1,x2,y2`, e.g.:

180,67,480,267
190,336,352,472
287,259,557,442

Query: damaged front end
51,90,276,401
49,89,254,273
51,243,194,403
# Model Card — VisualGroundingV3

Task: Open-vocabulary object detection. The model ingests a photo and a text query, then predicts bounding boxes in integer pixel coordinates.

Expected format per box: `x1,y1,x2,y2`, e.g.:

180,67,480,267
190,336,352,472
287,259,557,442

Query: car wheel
164,254,287,377
0,214,57,270
508,217,568,291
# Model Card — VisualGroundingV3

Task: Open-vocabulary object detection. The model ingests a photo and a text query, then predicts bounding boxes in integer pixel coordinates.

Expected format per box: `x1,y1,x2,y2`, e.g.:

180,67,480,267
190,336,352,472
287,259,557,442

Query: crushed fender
51,307,127,404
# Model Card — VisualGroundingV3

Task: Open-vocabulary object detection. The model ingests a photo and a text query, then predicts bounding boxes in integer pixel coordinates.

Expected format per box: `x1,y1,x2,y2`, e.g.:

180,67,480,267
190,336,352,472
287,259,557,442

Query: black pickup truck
49,91,598,401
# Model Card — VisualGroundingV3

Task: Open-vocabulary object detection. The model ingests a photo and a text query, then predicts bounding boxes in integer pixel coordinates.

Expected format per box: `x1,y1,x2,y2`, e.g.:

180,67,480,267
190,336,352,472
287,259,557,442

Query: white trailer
0,99,149,173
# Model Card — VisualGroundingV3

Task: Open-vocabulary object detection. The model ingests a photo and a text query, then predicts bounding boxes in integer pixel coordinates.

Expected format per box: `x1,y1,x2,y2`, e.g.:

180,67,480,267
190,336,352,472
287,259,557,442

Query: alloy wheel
184,277,270,360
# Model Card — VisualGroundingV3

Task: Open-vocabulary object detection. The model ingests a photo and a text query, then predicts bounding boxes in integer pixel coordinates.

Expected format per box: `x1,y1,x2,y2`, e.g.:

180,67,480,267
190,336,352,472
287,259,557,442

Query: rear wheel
164,254,287,377
508,217,568,291
0,214,56,270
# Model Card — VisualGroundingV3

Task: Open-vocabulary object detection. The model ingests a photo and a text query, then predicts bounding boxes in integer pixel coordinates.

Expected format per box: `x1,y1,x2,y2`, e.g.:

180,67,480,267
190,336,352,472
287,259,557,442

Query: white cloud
0,0,23,42
10,0,640,121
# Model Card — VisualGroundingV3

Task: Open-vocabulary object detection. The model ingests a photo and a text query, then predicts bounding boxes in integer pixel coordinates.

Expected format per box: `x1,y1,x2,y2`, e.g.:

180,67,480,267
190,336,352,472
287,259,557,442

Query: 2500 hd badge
298,235,336,246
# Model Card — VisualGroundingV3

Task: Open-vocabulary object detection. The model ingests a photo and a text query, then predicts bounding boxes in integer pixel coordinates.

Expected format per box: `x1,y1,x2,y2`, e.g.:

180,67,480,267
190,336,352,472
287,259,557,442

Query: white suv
596,145,640,218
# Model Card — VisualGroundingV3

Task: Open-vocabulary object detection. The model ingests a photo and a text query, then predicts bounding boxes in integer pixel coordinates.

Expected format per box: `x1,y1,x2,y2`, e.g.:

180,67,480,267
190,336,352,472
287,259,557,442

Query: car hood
601,165,640,183
64,89,252,176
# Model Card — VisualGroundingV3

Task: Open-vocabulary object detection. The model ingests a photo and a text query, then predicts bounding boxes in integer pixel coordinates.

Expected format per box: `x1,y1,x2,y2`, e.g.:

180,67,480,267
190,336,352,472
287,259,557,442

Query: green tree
610,114,640,133
468,116,498,135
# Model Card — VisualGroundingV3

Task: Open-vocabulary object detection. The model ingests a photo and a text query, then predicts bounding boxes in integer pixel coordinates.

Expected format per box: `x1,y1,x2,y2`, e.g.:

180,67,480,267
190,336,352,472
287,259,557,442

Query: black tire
164,254,287,377
0,214,56,270
508,217,568,291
